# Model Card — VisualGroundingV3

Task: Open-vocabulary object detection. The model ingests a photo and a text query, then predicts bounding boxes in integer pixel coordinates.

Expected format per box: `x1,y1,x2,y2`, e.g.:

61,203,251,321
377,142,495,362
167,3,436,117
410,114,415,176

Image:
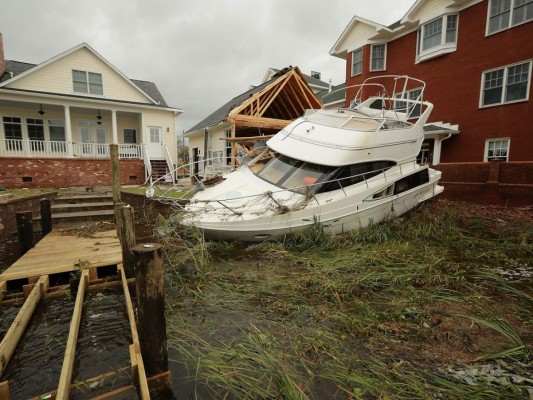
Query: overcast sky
1,0,415,134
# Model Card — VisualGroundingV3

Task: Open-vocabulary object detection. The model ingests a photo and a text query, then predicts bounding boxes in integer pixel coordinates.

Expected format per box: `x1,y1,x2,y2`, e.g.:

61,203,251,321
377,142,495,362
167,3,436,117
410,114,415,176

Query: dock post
40,198,52,234
132,243,168,376
0,381,10,400
16,211,34,255
119,205,136,278
110,144,123,227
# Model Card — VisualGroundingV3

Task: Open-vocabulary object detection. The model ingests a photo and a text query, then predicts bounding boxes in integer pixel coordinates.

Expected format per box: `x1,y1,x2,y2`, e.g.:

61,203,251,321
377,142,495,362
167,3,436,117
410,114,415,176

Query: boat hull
183,167,443,242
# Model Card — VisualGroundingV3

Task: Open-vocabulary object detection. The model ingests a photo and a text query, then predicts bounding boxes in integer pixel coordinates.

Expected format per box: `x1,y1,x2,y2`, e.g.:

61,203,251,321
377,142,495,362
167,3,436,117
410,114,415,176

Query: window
485,138,510,161
72,70,103,95
351,48,363,76
394,169,430,195
487,0,533,34
149,127,161,143
27,118,45,152
481,61,531,106
370,44,386,71
49,120,66,141
27,119,44,141
3,116,22,151
394,88,423,118
3,116,22,140
123,128,137,144
417,14,458,61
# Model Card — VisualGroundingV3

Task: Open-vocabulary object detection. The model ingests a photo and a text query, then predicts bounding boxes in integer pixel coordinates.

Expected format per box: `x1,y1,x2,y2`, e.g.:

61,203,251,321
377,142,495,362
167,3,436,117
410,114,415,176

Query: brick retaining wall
434,161,532,206
0,192,58,237
0,158,145,189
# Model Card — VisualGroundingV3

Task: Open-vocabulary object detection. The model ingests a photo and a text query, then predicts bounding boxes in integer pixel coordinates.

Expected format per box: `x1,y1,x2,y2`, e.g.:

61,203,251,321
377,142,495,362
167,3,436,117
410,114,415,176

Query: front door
79,121,107,157
146,126,163,159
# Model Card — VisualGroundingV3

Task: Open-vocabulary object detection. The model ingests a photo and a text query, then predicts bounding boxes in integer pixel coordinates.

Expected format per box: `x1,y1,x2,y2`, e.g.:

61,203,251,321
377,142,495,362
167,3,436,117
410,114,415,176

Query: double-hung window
417,14,458,62
72,70,103,95
351,48,363,76
27,118,45,152
370,44,386,71
485,138,510,161
481,61,531,106
3,116,22,151
394,88,423,118
487,0,533,35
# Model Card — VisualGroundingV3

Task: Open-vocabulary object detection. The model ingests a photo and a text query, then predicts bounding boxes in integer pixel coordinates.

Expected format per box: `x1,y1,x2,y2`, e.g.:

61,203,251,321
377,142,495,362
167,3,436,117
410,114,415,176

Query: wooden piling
118,205,136,278
0,381,10,400
132,243,168,376
110,144,123,227
16,211,34,255
40,198,52,234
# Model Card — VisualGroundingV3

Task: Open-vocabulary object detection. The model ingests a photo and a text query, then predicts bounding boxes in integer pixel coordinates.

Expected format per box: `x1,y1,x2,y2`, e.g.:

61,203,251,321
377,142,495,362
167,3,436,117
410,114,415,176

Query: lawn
158,199,532,399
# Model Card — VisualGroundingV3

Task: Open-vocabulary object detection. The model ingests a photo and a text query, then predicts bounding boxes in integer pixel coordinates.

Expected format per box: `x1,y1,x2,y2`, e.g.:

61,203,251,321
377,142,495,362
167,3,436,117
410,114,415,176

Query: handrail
164,145,176,184
142,144,152,186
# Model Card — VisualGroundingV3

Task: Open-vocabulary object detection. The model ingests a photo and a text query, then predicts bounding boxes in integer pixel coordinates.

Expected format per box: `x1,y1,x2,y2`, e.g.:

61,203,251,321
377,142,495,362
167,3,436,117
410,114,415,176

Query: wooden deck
0,229,122,283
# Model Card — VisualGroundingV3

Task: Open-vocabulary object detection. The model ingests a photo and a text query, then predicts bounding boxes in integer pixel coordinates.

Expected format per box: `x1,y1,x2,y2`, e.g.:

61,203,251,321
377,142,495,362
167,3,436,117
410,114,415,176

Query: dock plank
0,230,122,282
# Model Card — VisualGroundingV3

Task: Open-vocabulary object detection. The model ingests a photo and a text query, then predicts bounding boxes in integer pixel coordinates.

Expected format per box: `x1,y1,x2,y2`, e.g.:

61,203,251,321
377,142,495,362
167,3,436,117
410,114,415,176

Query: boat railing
324,75,431,124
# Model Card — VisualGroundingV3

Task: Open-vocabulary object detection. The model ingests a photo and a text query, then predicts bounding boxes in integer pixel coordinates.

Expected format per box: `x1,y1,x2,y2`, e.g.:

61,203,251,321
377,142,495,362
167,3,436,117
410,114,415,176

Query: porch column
432,138,442,165
64,105,73,157
111,109,119,145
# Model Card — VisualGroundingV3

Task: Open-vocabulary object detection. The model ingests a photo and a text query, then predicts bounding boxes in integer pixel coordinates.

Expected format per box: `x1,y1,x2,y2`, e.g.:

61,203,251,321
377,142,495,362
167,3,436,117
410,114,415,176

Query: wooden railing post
110,144,123,227
119,205,136,278
40,198,52,234
16,211,34,255
132,243,168,376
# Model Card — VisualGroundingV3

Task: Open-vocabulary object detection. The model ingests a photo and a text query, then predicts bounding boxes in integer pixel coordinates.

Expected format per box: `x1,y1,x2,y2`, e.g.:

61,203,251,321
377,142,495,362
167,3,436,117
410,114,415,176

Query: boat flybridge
147,75,444,241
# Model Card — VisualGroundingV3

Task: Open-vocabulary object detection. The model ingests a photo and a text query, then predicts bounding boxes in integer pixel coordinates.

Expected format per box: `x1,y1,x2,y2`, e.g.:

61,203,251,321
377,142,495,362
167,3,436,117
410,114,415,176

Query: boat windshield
255,154,395,194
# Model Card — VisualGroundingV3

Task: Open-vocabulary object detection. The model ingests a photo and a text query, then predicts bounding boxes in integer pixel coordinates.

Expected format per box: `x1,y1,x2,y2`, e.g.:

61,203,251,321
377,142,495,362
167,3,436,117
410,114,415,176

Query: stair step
51,201,114,213
54,195,113,204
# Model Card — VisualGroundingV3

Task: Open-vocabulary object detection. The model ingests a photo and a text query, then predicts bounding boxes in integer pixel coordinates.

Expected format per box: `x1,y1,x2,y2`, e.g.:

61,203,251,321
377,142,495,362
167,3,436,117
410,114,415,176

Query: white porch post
432,138,442,165
111,109,118,145
64,105,73,157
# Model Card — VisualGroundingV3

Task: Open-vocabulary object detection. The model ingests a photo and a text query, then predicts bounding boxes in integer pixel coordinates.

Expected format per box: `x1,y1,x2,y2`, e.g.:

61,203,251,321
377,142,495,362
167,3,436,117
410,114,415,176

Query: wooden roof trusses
228,67,322,130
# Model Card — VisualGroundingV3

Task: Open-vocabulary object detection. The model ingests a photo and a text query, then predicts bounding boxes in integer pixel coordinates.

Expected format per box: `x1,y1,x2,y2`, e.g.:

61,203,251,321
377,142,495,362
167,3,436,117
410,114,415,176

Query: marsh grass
162,201,532,399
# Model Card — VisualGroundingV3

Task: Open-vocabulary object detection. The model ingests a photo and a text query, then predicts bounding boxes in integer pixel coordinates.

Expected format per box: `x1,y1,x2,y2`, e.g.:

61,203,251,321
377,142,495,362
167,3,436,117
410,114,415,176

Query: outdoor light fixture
38,104,45,116
96,110,103,125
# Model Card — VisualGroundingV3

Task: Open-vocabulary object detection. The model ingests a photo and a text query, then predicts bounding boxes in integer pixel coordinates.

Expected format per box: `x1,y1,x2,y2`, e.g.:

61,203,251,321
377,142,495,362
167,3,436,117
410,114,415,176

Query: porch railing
1,139,143,160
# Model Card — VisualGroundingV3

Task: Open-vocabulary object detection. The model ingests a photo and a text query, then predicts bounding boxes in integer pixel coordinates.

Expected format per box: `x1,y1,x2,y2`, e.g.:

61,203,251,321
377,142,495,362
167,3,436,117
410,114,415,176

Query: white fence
1,139,143,159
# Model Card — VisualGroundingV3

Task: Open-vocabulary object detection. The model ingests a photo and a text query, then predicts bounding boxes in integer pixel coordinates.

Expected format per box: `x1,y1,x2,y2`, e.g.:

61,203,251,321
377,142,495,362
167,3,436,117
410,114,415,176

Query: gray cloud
1,0,415,134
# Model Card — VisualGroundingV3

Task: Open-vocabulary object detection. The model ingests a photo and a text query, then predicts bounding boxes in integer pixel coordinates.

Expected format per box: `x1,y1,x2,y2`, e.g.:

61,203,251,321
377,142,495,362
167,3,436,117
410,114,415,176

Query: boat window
256,155,396,194
319,161,396,193
372,184,394,200
256,154,302,186
394,169,430,195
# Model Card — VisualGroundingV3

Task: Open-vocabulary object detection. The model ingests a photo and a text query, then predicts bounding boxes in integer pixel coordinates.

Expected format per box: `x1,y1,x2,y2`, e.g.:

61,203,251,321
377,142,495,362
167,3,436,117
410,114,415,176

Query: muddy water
1,296,75,399
0,303,20,339
70,287,133,399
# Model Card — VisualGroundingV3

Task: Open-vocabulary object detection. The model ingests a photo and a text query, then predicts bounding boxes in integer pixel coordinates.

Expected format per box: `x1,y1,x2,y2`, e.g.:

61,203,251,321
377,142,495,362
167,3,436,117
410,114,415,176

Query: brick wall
344,1,533,163
0,192,57,237
434,161,533,206
0,158,145,188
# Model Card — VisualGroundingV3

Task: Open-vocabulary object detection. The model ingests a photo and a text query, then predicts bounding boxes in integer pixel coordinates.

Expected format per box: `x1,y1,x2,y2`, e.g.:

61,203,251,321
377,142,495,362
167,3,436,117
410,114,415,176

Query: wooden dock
0,229,122,283
0,229,169,400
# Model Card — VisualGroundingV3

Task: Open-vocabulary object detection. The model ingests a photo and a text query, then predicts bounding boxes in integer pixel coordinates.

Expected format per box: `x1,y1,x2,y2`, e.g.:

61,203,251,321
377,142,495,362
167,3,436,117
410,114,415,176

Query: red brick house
330,0,532,166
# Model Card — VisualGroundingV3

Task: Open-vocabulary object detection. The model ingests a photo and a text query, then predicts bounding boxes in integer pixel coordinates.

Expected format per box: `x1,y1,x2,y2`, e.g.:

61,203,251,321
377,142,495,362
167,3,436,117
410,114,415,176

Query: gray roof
269,67,328,90
1,60,169,107
318,83,346,105
387,20,402,30
187,78,274,133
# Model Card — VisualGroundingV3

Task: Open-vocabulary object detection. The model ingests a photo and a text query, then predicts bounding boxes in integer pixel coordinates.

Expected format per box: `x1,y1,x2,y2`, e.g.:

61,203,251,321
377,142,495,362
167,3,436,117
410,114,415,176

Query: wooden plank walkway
0,229,122,283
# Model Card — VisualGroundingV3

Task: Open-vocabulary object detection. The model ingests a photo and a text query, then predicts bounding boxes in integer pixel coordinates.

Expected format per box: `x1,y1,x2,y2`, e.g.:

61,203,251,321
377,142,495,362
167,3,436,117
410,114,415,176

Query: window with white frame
27,119,45,141
417,14,458,61
48,120,66,141
351,48,363,76
72,70,103,95
370,44,386,71
487,0,533,35
123,128,137,144
485,138,510,161
3,116,22,140
394,88,423,118
481,61,531,106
